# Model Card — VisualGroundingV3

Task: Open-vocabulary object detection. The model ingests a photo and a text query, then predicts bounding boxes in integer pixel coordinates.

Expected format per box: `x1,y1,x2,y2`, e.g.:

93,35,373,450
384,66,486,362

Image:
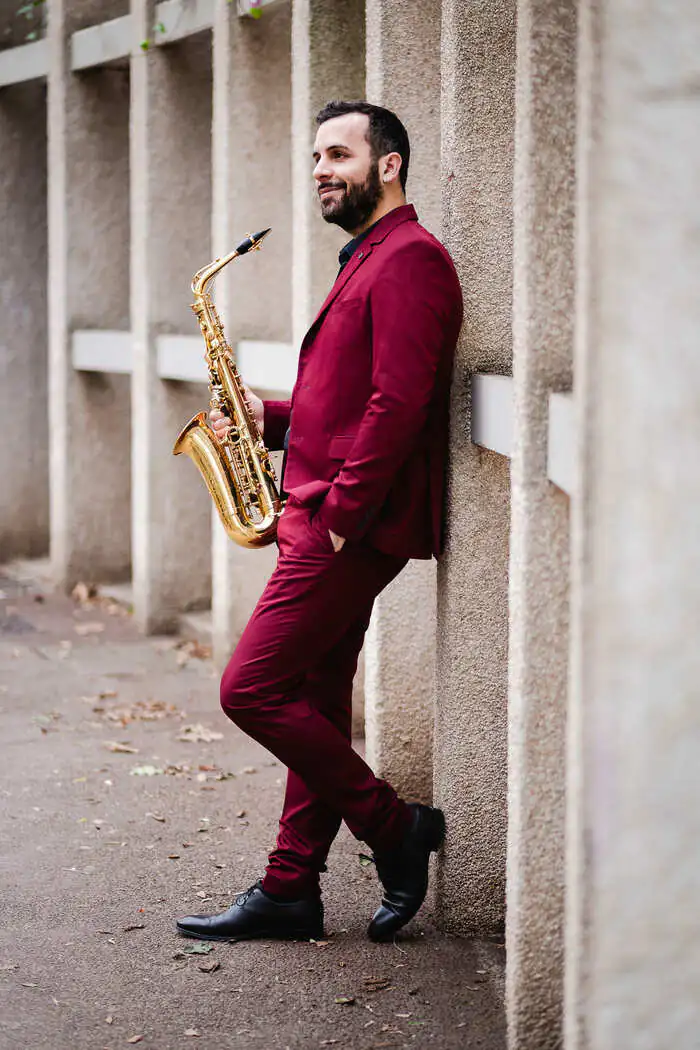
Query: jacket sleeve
318,242,460,542
262,399,291,452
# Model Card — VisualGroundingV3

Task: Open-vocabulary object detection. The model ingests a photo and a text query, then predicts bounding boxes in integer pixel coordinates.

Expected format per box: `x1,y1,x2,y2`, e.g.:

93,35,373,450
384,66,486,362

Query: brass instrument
172,230,283,548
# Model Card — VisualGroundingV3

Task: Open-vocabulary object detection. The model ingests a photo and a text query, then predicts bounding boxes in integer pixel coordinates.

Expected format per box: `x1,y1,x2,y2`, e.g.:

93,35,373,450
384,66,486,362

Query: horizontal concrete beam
72,330,294,394
70,15,131,71
154,0,216,45
0,39,49,88
471,373,514,458
72,330,132,374
237,340,297,393
157,335,208,383
547,391,574,497
471,373,574,497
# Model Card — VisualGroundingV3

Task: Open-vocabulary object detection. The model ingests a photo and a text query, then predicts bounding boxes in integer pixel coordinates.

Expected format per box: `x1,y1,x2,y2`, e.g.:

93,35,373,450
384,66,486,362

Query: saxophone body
172,230,283,549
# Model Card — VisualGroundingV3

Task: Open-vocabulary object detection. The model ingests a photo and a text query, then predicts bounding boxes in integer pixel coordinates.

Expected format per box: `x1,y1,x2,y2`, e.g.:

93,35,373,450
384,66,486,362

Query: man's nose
313,157,332,181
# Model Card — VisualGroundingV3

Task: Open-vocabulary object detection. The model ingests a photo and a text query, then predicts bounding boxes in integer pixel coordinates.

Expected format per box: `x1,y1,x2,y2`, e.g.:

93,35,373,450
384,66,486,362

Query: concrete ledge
237,340,296,394
238,0,289,17
154,0,216,45
547,391,575,497
70,15,131,71
72,330,132,374
471,373,514,458
0,39,49,87
157,335,208,383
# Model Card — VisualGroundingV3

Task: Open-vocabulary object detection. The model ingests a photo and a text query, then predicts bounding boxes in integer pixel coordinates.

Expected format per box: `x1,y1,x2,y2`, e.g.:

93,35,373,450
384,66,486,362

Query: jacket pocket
328,434,356,461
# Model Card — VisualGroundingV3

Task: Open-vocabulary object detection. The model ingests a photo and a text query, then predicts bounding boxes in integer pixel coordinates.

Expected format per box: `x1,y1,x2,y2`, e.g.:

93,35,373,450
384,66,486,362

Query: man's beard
318,162,383,232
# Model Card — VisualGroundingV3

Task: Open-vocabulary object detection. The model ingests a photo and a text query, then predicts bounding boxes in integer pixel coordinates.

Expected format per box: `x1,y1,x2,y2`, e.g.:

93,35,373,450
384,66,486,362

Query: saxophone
172,230,283,548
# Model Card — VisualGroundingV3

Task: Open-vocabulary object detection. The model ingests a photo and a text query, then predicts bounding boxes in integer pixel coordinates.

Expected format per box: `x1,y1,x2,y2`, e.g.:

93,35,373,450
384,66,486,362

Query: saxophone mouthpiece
236,229,272,256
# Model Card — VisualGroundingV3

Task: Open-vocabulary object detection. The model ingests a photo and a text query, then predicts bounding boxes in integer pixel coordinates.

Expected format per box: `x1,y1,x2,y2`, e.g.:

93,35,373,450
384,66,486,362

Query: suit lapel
307,243,374,333
301,204,420,347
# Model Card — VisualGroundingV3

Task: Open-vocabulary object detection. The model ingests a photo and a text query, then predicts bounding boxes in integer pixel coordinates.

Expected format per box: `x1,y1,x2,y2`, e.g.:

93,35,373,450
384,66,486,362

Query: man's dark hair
316,100,410,191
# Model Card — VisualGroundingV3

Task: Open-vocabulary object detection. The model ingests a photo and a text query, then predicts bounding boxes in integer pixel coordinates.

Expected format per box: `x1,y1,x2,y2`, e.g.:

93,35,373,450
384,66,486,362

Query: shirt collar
337,218,381,273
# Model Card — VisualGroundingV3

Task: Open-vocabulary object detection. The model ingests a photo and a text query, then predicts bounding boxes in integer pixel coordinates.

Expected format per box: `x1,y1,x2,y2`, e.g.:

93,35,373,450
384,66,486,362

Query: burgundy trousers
219,498,411,899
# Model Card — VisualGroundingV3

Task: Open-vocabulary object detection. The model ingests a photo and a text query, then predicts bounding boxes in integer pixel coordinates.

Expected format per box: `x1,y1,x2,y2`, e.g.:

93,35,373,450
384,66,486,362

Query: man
176,101,463,944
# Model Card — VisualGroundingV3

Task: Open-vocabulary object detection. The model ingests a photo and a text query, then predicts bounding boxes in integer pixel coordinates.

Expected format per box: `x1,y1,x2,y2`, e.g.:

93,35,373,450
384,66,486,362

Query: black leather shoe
175,881,324,943
367,803,445,942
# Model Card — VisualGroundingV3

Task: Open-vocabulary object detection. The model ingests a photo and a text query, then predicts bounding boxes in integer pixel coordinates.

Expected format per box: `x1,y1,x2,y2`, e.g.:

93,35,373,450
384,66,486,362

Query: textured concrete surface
435,0,515,937
130,17,213,635
365,0,441,237
48,0,132,589
362,0,441,806
567,3,700,1048
505,1,575,1047
0,569,506,1050
291,0,365,345
365,561,435,805
210,0,292,664
0,81,49,562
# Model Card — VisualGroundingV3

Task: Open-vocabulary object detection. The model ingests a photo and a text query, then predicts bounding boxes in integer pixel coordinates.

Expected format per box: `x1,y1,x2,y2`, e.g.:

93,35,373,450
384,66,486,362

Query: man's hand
329,529,346,553
209,386,264,443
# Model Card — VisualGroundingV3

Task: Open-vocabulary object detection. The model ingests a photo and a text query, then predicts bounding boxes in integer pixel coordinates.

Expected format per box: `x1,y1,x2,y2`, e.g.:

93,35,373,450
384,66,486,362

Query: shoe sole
175,923,323,944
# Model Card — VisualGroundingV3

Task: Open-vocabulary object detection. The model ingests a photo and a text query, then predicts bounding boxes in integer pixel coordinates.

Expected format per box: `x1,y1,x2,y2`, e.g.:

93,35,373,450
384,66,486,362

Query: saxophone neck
191,229,272,297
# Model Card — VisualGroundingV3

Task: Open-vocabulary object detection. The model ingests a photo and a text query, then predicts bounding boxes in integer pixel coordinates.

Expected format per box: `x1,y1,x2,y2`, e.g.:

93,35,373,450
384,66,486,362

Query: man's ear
381,151,403,185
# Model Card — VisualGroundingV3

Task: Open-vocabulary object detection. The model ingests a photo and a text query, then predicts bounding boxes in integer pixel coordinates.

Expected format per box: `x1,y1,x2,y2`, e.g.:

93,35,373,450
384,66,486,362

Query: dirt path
0,570,505,1050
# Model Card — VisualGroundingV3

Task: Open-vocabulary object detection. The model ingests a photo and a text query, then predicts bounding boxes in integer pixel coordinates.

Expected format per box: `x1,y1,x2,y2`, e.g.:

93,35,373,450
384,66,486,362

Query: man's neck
347,196,407,238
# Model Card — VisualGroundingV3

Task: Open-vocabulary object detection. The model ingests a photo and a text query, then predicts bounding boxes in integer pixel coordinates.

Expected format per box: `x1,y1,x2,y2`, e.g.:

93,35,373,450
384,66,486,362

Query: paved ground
0,569,506,1050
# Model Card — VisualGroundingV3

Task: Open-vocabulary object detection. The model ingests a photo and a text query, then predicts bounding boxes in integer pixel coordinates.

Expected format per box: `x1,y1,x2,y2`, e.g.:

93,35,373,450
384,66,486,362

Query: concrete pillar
291,0,365,345
210,0,292,663
0,79,48,562
435,0,515,935
362,0,441,802
130,5,213,633
48,0,131,589
506,0,576,1046
566,3,700,1047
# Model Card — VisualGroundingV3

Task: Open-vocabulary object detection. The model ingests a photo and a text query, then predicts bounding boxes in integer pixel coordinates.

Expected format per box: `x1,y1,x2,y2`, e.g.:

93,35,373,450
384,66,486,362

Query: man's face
312,114,383,233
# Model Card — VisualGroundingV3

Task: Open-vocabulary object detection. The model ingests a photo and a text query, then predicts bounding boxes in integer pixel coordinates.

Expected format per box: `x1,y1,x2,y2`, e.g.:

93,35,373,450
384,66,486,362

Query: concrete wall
363,0,442,802
210,0,292,664
567,2,700,1047
130,10,213,633
506,0,576,1046
435,0,515,936
0,81,48,561
291,0,365,345
48,0,132,589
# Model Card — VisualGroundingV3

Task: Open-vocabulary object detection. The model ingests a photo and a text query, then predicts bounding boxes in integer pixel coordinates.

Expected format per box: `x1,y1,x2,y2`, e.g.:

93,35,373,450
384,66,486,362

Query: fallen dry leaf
235,810,246,818
74,621,105,636
104,742,139,755
363,975,391,992
105,1015,114,1024
126,1037,144,1044
182,943,214,955
178,724,223,744
241,766,257,775
198,960,220,974
334,996,355,1006
123,924,145,932
184,1031,201,1038
146,812,166,823
168,854,180,860
71,582,97,604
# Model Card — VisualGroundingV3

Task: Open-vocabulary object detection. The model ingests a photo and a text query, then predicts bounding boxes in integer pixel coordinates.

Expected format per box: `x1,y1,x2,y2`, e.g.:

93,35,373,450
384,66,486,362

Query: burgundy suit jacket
263,204,463,560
